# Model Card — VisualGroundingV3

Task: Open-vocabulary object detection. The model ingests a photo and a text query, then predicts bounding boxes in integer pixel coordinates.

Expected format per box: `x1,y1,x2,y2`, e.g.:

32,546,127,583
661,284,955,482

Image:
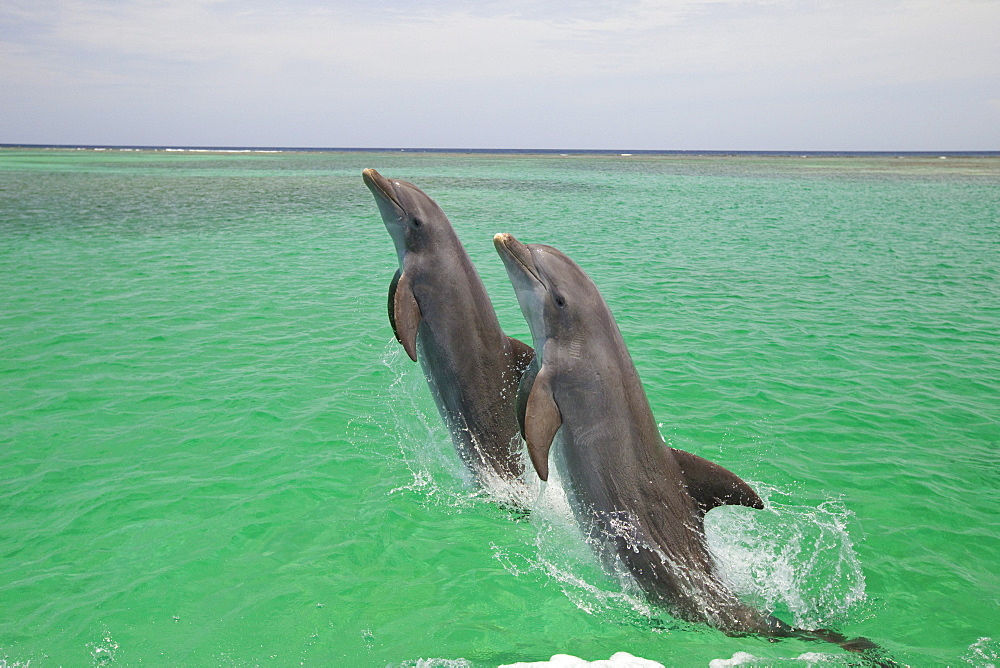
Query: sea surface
1,148,997,667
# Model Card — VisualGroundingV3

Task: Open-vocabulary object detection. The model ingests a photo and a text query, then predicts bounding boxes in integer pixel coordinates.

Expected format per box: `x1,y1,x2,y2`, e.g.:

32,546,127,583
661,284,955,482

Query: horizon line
2,143,999,157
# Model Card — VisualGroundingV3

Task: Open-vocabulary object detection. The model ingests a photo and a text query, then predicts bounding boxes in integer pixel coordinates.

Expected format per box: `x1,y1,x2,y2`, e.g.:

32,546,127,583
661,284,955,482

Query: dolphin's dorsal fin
671,448,764,513
508,336,535,369
389,269,421,362
507,336,535,377
519,363,561,481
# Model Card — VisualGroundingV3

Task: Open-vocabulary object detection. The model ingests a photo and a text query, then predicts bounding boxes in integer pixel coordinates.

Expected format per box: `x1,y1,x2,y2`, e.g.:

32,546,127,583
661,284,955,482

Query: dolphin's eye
412,217,423,228
555,295,566,308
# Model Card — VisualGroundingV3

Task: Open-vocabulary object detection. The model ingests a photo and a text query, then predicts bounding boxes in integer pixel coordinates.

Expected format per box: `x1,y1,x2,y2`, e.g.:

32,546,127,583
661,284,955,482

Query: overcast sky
2,0,999,150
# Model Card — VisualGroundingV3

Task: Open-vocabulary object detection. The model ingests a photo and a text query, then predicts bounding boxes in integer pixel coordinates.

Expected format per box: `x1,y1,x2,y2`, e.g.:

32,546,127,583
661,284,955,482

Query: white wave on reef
500,651,665,667
160,147,281,153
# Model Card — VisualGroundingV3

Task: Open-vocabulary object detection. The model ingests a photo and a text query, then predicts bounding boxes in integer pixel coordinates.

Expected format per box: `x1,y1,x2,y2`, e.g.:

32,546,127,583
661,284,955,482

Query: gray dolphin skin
493,233,892,662
362,169,534,485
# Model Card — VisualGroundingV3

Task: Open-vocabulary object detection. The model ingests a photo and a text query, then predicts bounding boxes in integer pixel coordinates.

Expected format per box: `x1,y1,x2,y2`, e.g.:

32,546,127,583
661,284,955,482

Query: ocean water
1,148,997,667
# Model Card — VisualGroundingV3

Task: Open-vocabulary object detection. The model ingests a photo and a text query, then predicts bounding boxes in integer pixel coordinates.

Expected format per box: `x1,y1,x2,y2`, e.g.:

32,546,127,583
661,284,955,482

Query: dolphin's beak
494,233,542,284
362,168,403,209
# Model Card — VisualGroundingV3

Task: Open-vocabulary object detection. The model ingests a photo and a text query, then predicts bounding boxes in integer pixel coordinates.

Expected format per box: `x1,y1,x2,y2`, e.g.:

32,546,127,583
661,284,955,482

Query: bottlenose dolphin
362,170,534,486
493,233,891,661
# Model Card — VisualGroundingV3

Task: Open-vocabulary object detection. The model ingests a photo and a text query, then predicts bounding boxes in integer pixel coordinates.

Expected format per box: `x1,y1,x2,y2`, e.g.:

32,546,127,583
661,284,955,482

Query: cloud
2,0,999,147
6,0,1000,86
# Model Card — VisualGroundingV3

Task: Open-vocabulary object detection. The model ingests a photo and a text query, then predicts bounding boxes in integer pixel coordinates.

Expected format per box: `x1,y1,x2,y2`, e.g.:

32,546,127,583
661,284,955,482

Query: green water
1,149,997,667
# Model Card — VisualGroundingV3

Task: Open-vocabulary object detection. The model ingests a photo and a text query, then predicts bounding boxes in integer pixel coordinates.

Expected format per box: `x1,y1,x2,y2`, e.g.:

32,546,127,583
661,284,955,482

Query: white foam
379,342,470,503
963,637,998,667
709,651,843,666
378,342,868,636
378,341,538,509
474,451,541,508
705,488,867,629
500,651,664,667
86,628,119,665
490,450,664,625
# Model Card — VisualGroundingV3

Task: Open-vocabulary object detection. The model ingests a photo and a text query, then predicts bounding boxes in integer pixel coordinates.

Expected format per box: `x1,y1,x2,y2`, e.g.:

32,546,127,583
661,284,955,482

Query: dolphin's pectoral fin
671,448,764,513
522,365,561,482
391,270,421,362
387,268,403,345
507,336,535,376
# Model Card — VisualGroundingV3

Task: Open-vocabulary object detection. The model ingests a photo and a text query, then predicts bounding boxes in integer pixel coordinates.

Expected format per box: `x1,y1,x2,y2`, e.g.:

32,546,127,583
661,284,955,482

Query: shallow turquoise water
1,149,997,666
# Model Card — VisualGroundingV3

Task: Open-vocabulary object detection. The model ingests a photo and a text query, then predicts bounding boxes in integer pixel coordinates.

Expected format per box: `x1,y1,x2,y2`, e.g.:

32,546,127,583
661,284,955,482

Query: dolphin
493,233,893,662
362,169,534,486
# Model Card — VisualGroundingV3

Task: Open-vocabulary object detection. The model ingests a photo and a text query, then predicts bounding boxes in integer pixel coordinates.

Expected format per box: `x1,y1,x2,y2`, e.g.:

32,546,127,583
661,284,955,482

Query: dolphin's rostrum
362,170,534,487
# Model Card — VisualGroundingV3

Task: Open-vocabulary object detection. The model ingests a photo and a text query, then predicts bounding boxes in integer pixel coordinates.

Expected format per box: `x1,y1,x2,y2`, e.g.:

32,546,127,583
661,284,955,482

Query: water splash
495,464,870,634
963,637,999,667
490,466,684,629
375,342,470,503
705,486,867,630
375,343,658,624
86,631,118,666
377,341,537,509
0,656,34,668
375,344,869,645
